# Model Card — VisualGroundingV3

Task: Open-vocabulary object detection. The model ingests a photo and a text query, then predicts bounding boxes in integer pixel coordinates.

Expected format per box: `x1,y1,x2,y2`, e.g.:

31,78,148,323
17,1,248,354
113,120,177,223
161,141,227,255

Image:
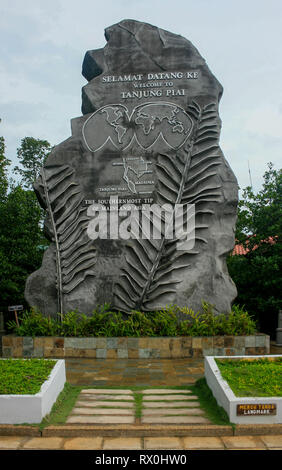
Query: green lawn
216,358,282,397
0,359,56,395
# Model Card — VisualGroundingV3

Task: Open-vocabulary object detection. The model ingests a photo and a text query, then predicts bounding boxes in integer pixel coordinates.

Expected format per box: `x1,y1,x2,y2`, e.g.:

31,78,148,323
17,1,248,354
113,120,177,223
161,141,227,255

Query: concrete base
0,360,66,424
205,355,282,424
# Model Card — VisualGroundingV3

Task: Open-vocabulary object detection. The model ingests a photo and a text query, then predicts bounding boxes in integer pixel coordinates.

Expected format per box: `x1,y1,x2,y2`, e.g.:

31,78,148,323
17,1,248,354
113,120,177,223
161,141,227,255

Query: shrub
7,303,257,337
8,308,61,337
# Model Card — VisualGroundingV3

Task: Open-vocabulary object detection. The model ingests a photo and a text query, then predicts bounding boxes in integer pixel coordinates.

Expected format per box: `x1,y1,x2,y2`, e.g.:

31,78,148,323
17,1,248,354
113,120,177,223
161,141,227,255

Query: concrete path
67,388,211,425
0,434,281,449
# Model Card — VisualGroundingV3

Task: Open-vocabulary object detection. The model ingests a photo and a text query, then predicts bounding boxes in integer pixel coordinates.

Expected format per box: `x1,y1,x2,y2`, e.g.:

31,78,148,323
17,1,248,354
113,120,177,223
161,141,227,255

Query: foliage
216,358,282,397
0,136,50,313
40,382,81,430
7,302,257,337
227,162,282,336
0,136,11,203
235,162,282,246
179,302,256,336
191,378,231,425
0,358,56,394
0,185,47,307
14,137,51,189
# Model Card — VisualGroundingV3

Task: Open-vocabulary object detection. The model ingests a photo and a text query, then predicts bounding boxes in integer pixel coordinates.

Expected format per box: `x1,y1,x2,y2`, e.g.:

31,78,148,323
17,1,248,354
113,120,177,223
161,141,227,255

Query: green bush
178,302,257,337
7,303,257,337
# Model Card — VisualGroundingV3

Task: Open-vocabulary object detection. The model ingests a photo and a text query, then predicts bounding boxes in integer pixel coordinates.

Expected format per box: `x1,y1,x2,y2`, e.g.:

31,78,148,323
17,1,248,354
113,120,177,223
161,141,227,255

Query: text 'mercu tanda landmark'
25,19,238,316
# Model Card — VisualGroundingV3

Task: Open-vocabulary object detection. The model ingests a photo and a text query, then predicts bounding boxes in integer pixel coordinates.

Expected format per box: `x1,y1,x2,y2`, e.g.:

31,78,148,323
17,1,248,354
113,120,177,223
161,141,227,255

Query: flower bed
0,359,66,424
2,334,270,359
205,355,282,424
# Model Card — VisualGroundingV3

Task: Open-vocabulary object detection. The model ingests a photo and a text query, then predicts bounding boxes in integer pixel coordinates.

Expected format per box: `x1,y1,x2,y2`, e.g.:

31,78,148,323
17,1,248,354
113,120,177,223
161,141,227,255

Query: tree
227,163,282,337
0,135,50,313
0,185,46,308
14,137,51,189
235,162,282,246
0,136,11,202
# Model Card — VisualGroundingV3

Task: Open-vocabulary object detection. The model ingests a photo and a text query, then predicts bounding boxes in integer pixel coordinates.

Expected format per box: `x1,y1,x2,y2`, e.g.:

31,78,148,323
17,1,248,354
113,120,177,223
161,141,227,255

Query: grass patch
39,382,82,430
190,378,232,426
216,358,282,397
0,359,56,395
134,392,143,418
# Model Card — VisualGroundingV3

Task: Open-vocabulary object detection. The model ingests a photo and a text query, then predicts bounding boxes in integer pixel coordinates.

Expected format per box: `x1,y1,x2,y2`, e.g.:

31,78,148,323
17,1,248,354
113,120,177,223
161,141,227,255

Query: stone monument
25,19,238,316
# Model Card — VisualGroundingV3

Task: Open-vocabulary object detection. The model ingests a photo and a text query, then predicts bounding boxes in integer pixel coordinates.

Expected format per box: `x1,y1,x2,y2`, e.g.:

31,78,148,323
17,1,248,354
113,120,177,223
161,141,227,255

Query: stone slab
141,416,210,424
143,395,198,401
71,407,134,415
260,435,282,448
23,437,65,450
142,408,204,416
142,389,193,394
75,400,134,408
78,394,133,400
63,437,103,450
143,401,200,408
221,436,266,449
144,437,183,450
183,436,225,449
0,436,26,449
103,437,142,450
81,389,133,394
67,415,136,424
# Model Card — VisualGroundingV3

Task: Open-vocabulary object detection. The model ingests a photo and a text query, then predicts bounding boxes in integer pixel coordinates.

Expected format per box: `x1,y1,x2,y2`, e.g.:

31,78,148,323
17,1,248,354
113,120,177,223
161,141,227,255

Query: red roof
232,236,277,256
232,244,249,255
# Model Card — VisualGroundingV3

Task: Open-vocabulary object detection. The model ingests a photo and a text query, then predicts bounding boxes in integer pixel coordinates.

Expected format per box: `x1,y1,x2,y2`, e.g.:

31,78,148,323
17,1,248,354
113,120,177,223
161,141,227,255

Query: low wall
2,334,270,359
205,355,282,424
0,360,66,424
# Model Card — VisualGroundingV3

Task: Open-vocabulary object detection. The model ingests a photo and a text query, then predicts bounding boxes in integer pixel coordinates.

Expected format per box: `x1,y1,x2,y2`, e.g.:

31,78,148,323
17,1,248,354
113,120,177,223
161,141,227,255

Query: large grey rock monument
25,19,238,316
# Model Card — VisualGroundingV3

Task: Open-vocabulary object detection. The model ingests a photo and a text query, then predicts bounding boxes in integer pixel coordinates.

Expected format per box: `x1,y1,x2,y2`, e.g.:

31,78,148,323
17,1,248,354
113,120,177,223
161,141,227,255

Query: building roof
232,236,277,256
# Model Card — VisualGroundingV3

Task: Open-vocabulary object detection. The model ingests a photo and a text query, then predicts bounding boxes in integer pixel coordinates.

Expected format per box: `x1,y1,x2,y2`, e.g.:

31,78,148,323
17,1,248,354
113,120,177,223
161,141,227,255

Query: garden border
204,355,282,424
0,359,66,424
2,334,270,359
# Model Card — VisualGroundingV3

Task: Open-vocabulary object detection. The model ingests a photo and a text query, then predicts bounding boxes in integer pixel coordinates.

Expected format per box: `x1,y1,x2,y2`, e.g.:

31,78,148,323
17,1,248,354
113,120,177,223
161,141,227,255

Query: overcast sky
1,0,282,193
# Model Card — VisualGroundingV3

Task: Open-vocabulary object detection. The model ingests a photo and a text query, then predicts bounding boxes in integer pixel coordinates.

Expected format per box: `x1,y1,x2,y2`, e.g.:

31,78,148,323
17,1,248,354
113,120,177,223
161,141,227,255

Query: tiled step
142,389,194,394
79,394,134,400
141,416,210,424
142,408,205,416
66,415,135,424
80,389,134,394
71,407,134,415
67,388,211,426
143,394,198,401
143,401,200,408
75,400,134,408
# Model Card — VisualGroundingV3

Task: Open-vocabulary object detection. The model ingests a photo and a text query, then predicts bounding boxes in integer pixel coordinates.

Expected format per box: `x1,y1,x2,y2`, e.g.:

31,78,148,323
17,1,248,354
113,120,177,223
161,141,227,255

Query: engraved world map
83,102,193,152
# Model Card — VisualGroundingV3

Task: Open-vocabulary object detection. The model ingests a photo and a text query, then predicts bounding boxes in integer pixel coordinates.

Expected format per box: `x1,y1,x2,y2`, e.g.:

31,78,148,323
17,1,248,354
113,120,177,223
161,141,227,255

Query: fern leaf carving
38,165,96,314
114,101,223,312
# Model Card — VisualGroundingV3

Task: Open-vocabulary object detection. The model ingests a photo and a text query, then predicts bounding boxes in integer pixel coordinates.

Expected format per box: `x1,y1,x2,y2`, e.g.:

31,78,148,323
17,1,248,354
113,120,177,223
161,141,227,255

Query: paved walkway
65,343,281,388
1,347,281,450
0,434,281,450
67,388,210,425
65,357,204,387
